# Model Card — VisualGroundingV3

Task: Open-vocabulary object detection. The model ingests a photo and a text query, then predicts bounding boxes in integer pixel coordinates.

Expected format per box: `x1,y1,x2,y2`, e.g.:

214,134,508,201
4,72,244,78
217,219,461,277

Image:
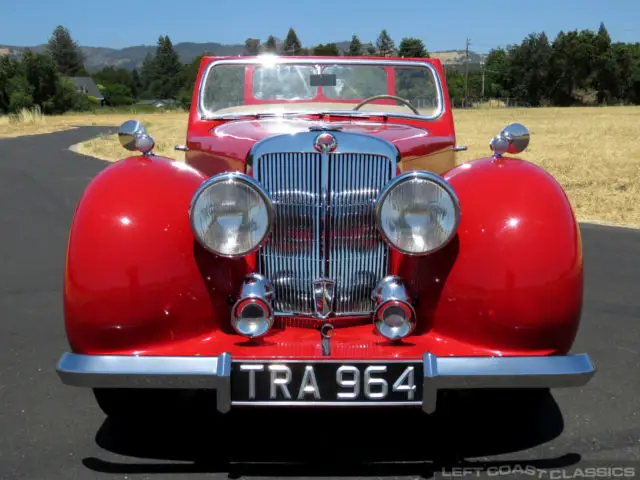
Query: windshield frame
197,56,445,122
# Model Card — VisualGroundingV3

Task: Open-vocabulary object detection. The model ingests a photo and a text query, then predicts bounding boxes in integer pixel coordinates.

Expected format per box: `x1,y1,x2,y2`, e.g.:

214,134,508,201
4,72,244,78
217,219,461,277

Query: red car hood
187,118,455,176
212,118,429,144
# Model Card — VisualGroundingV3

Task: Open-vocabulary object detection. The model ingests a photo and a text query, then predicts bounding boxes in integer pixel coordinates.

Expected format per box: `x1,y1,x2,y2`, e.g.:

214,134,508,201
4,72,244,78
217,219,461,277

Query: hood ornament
313,132,338,153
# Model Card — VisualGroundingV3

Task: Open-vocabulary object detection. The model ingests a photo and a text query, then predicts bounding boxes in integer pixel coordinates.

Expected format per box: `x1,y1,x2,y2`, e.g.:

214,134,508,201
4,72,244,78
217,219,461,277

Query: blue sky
2,0,639,53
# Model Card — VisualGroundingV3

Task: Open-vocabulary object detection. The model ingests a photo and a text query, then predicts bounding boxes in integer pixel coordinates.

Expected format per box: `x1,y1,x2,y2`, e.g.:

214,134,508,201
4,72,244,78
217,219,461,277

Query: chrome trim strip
248,129,401,166
56,353,228,388
197,57,445,121
422,353,596,413
274,311,373,318
232,401,420,407
57,352,595,414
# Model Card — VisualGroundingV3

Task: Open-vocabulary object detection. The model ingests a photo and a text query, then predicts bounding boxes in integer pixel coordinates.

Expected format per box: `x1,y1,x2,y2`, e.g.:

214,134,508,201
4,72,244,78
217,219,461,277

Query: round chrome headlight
376,171,460,255
190,172,273,257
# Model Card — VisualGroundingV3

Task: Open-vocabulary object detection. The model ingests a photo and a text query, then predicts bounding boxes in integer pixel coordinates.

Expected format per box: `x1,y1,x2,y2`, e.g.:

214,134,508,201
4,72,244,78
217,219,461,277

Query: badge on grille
313,278,336,318
313,133,338,153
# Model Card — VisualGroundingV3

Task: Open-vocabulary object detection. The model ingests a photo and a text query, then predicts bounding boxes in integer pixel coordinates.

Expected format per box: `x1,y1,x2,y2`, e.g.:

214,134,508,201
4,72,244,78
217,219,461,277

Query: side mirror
490,123,530,156
118,120,155,155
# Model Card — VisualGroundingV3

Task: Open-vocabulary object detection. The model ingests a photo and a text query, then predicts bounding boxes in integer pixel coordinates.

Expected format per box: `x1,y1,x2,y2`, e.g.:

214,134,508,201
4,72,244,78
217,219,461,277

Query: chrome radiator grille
254,151,394,316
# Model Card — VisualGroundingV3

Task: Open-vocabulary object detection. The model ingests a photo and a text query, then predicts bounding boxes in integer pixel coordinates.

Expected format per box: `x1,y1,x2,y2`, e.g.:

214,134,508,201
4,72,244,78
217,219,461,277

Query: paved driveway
1,128,639,479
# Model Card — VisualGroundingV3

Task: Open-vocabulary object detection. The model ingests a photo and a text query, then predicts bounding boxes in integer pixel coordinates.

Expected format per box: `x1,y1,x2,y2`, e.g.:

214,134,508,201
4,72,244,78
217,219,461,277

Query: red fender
63,156,250,354
398,156,583,354
65,154,581,357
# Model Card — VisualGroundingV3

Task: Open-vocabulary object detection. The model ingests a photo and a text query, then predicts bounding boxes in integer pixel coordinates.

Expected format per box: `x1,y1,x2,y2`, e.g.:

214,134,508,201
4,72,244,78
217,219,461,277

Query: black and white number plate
231,360,423,405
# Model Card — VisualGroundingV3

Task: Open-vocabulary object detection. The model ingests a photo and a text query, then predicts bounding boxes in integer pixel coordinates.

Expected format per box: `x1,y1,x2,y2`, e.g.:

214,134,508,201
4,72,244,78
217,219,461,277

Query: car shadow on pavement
82,389,582,477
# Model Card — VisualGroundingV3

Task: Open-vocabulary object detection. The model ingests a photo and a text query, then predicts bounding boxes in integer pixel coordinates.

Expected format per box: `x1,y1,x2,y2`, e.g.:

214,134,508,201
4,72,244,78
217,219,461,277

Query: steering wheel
353,95,420,115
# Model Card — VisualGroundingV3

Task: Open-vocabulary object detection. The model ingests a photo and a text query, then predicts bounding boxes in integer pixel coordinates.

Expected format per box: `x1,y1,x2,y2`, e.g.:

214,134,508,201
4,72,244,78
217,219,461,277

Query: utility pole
480,55,485,98
464,37,470,107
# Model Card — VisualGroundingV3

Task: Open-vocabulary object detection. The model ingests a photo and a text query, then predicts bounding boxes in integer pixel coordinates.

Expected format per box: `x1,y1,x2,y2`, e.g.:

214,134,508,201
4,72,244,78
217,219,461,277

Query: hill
0,41,486,72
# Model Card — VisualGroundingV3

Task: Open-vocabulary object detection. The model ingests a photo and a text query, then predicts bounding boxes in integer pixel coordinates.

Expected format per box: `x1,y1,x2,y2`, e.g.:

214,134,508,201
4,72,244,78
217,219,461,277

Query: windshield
199,58,442,119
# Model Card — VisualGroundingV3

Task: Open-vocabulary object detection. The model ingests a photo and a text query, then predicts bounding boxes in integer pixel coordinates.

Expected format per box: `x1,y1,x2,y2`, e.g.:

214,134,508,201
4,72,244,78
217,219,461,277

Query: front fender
63,155,249,354
398,156,583,354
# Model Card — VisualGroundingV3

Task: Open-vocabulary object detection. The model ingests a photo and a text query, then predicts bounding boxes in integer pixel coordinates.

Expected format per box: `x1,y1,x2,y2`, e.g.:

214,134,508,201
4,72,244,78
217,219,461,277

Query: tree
444,67,465,102
345,35,362,56
375,29,396,57
103,84,133,106
548,30,597,105
178,54,205,108
483,48,511,98
0,56,27,112
131,69,142,98
245,38,261,55
282,28,302,55
0,57,33,113
593,23,617,103
398,37,429,58
146,35,184,99
51,76,92,113
22,50,63,111
2,50,90,114
507,32,553,106
610,42,640,104
139,53,156,94
46,25,87,76
313,43,339,56
264,35,278,53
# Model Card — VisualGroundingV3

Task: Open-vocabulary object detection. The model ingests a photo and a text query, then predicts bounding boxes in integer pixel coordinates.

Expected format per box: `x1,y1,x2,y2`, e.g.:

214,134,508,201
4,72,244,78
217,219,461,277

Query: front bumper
56,352,595,414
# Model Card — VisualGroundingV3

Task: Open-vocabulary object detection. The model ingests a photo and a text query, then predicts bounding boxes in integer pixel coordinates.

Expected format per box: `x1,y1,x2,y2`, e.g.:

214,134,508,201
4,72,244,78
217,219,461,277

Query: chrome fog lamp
376,171,460,255
190,172,274,257
371,276,416,341
231,273,275,338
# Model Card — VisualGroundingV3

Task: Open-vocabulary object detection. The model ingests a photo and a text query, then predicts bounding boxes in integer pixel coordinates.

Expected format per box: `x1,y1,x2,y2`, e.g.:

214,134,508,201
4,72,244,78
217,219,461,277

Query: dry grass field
2,106,639,228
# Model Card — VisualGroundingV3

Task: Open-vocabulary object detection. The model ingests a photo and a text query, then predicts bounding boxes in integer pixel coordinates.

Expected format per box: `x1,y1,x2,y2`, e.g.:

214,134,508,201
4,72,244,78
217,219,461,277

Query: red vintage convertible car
57,55,595,417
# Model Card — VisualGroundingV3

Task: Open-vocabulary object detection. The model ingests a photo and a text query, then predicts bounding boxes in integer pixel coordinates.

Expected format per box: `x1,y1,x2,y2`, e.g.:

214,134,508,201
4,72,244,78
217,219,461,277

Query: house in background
68,77,105,106
134,99,182,109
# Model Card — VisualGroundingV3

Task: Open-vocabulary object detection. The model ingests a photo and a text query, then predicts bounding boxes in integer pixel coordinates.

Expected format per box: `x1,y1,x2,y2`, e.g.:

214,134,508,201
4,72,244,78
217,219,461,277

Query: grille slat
255,151,393,316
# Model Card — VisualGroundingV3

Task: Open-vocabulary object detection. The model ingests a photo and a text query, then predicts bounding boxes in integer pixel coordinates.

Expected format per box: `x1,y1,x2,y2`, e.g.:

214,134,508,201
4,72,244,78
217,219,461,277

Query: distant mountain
0,42,252,71
0,41,486,72
432,50,486,66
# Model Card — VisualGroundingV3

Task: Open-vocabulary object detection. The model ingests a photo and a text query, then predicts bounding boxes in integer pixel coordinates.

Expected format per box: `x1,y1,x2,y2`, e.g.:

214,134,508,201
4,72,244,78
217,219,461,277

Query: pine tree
282,28,302,55
594,23,615,103
264,36,278,53
148,35,184,99
46,25,87,76
375,29,396,57
345,35,362,56
398,38,429,58
131,69,142,98
313,43,340,56
245,38,261,55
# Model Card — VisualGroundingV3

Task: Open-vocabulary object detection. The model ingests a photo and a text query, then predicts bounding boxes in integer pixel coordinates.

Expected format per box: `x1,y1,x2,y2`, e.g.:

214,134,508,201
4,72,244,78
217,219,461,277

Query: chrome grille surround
250,129,399,318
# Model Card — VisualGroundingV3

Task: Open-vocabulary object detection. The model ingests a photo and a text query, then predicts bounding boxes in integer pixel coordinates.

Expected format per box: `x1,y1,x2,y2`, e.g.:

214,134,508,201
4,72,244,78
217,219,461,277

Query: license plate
231,360,423,405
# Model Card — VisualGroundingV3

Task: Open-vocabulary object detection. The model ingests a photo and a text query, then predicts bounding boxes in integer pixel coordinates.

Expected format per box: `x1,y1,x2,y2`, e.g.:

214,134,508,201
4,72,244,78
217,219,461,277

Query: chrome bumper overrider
56,352,595,414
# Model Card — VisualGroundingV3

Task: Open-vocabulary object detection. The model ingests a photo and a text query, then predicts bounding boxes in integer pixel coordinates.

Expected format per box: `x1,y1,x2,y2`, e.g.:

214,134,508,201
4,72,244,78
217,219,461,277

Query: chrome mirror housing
118,120,155,155
490,122,530,157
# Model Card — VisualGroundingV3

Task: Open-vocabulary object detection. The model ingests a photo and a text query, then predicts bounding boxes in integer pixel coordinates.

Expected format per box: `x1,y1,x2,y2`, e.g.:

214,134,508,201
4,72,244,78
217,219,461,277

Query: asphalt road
1,128,639,480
